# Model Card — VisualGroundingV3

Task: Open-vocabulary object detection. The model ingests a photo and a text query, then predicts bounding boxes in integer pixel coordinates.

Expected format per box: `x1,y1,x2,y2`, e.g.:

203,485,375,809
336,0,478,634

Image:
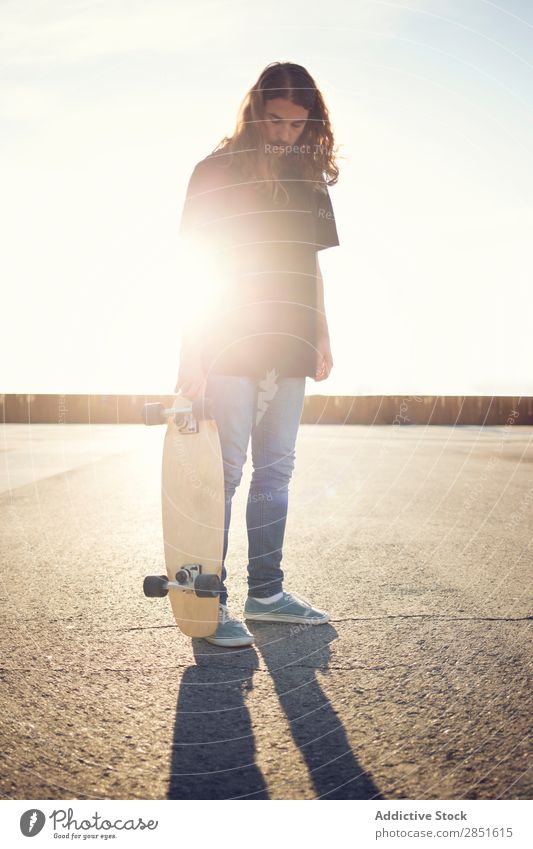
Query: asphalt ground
1,422,531,800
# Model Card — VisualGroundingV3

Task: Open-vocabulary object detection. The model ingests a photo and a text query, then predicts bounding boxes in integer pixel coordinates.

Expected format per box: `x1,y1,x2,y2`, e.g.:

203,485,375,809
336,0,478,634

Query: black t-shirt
178,151,339,378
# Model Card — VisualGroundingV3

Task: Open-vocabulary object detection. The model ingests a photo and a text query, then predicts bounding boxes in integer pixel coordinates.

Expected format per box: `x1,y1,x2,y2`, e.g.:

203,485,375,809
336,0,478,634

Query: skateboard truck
142,398,214,433
143,567,221,599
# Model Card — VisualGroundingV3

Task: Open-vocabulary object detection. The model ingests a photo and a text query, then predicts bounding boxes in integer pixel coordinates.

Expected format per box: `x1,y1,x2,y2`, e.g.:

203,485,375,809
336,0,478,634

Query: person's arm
314,254,333,381
174,235,212,397
175,163,220,394
316,254,329,337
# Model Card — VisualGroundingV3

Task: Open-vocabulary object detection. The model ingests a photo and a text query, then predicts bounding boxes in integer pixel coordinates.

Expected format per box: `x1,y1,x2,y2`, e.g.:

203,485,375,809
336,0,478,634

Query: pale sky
2,0,532,396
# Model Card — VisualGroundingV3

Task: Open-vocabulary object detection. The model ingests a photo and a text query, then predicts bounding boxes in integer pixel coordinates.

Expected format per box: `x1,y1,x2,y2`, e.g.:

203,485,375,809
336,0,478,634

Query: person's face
262,97,309,150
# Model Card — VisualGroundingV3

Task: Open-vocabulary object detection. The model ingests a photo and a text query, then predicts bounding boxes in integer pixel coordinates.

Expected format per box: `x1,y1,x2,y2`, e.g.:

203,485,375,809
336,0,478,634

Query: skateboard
142,395,224,637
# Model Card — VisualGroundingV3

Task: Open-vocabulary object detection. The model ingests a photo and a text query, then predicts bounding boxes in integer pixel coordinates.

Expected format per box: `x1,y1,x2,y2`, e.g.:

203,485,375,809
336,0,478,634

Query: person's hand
314,334,333,381
174,350,206,400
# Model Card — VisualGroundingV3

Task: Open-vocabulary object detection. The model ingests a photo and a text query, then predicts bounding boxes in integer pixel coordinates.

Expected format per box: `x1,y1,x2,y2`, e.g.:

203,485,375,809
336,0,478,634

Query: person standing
176,62,340,646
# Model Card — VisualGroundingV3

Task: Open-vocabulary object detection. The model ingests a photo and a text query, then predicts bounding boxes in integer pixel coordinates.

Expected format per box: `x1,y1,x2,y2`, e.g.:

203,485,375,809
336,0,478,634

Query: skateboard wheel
142,402,166,426
194,573,221,598
143,574,169,597
191,397,214,422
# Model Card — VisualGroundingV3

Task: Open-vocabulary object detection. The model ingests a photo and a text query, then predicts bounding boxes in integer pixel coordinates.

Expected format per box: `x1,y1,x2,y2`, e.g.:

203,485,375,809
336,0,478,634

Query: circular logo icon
20,810,46,837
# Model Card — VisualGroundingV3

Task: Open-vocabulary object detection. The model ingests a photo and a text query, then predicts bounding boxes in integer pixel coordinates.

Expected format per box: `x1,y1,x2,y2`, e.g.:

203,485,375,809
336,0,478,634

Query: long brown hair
213,61,339,203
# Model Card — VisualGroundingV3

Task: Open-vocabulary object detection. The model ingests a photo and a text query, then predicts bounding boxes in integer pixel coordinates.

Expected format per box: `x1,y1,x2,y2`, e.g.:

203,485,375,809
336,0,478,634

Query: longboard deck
161,412,225,637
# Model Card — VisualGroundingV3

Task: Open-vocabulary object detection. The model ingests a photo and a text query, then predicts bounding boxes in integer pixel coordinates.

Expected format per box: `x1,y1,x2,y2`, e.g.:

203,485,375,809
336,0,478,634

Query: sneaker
244,591,330,625
204,604,254,647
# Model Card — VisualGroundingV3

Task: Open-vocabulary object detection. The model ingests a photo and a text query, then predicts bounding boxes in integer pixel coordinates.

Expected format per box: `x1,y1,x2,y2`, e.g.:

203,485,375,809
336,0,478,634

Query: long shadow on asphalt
167,623,382,800
167,643,267,799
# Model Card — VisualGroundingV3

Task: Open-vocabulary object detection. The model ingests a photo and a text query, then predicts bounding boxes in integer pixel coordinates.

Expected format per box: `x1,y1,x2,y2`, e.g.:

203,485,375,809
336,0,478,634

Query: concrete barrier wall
0,394,530,425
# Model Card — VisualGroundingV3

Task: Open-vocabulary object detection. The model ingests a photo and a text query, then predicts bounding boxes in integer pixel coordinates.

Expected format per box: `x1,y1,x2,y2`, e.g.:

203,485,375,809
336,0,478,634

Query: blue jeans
204,373,307,606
